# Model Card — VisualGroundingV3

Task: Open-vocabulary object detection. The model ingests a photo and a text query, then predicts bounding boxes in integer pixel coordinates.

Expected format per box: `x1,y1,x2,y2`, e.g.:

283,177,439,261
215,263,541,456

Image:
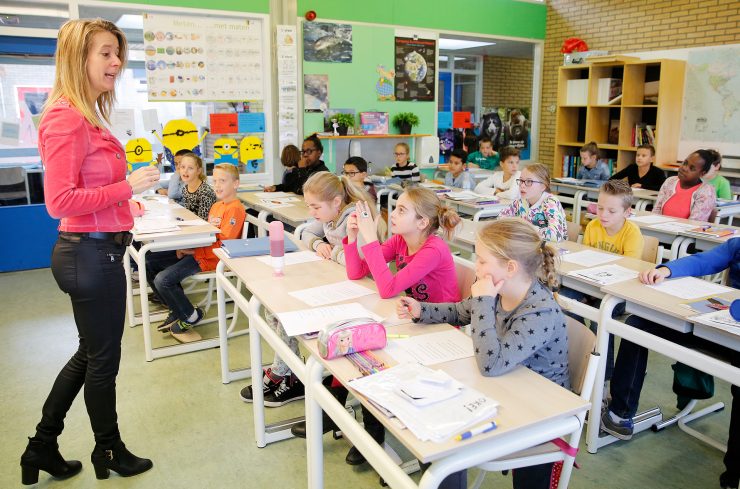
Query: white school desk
302,322,589,489
213,246,398,438
430,165,495,182
238,191,312,237
124,201,220,361
585,277,740,453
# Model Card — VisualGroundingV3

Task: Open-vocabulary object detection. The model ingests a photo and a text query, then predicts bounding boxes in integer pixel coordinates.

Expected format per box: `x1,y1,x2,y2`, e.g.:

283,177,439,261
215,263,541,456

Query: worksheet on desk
256,251,322,267
568,264,639,286
288,280,376,306
647,222,697,233
254,191,293,198
277,302,381,336
384,329,474,366
561,249,621,267
628,215,675,224
647,277,733,300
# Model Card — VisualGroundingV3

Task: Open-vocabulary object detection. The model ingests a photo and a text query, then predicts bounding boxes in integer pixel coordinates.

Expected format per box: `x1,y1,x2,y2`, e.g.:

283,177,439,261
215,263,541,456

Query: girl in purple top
344,187,462,302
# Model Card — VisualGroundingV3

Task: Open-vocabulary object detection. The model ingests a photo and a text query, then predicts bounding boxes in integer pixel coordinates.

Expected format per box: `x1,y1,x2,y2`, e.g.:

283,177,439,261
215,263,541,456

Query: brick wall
540,0,740,169
482,55,534,109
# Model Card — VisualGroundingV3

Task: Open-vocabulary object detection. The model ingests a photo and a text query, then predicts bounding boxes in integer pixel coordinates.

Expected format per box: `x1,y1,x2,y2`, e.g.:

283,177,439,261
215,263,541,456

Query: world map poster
394,37,436,102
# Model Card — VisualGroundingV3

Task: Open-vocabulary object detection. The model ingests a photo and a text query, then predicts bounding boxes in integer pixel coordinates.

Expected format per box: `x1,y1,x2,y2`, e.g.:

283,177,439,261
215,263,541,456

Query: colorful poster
143,13,263,101
437,111,453,130
15,86,51,145
359,112,389,135
304,74,329,113
209,113,238,134
394,37,436,101
237,112,265,133
303,22,352,63
453,112,472,129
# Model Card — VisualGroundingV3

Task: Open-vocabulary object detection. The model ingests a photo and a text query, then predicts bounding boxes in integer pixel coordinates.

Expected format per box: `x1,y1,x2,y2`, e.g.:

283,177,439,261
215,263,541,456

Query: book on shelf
631,123,655,146
597,78,623,104
643,81,659,104
608,119,620,145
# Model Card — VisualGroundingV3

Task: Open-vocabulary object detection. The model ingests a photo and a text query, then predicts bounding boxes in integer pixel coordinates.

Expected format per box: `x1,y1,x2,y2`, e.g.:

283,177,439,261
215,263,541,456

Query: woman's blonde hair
43,19,127,128
403,187,460,239
477,217,560,291
181,152,206,182
303,171,376,218
522,163,551,192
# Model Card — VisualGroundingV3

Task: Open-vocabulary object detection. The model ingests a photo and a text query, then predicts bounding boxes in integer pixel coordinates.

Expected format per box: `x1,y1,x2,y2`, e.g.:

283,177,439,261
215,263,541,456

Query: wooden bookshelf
554,59,686,178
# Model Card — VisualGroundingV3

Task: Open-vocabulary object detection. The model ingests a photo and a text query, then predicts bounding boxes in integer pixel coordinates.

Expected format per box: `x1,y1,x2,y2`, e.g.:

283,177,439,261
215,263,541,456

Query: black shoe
721,471,739,489
157,311,179,332
240,368,283,403
345,445,366,466
263,375,305,407
291,411,339,438
20,437,82,485
345,414,385,465
91,440,153,479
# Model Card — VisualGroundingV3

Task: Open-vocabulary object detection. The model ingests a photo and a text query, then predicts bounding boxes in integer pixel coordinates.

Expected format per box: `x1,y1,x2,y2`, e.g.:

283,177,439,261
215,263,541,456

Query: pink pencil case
318,318,387,360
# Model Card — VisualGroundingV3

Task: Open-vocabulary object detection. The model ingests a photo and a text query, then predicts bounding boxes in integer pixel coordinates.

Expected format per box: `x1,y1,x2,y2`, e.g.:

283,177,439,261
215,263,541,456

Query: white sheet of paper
384,329,474,366
190,105,208,127
255,191,293,198
648,221,697,233
109,109,135,141
255,251,322,267
175,219,207,226
629,215,675,224
133,217,179,234
276,302,381,337
691,309,740,336
141,109,160,133
560,249,621,267
288,280,376,307
647,277,733,300
258,199,293,208
568,264,639,286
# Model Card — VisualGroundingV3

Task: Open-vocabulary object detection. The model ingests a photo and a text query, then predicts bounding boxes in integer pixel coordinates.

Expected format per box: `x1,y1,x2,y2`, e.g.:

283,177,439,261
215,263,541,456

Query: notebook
220,236,298,258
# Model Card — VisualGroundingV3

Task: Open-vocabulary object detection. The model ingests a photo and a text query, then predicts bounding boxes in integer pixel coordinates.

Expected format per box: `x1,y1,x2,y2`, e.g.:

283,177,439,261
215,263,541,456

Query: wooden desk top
555,240,655,277
238,191,312,226
629,211,740,244
302,321,588,463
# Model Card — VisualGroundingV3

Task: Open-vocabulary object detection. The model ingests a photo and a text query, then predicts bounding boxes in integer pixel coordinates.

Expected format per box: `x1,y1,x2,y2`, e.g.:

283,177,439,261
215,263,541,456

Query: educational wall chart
277,25,299,149
303,22,352,63
143,13,263,101
394,37,436,101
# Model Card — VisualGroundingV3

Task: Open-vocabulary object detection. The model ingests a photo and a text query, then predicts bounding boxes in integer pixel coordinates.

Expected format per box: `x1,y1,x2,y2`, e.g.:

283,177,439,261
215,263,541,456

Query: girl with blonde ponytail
397,217,569,489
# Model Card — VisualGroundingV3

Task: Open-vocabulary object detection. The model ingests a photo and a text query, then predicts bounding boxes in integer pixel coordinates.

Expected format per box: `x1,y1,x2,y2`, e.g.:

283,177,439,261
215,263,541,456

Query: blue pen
455,421,497,441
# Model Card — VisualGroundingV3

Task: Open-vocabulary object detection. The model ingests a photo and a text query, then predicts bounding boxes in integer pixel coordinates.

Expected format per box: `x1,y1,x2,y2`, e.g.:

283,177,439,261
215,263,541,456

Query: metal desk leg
217,260,252,384
306,357,324,489
572,190,586,225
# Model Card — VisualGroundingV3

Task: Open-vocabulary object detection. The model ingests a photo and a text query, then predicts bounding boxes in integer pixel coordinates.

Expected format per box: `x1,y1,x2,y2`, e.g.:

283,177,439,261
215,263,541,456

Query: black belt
59,231,133,246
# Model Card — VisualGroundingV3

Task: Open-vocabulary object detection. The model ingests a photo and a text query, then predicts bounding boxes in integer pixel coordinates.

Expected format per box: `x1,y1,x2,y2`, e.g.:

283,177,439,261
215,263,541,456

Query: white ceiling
439,33,534,59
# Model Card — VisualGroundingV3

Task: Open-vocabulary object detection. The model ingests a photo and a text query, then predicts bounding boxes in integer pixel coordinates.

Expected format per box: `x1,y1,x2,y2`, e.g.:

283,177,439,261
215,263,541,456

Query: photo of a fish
303,22,352,63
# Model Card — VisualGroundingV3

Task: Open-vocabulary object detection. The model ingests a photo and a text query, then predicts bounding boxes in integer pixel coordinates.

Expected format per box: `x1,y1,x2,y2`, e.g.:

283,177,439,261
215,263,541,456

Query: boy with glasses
342,156,376,200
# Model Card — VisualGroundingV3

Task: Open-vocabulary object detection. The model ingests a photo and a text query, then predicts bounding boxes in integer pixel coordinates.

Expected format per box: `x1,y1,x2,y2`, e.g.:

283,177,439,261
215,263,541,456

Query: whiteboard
626,43,740,159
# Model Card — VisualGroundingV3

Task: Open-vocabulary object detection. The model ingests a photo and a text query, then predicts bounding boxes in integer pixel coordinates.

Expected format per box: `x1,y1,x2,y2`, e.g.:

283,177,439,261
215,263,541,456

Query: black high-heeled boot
346,409,385,466
20,437,82,485
90,440,153,479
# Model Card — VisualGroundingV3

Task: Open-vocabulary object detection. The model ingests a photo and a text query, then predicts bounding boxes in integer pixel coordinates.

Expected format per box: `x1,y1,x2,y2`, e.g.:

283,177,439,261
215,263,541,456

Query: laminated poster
394,37,436,101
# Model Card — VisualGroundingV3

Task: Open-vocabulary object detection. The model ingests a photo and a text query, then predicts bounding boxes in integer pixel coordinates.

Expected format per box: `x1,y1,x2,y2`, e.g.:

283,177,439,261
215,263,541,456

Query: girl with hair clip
290,187,463,465
240,172,378,407
400,217,570,489
653,149,718,221
500,163,568,242
178,152,216,220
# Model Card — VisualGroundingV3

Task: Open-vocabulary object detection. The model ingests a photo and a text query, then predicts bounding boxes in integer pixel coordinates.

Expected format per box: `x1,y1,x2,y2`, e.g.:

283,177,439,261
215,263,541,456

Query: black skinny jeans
34,236,127,448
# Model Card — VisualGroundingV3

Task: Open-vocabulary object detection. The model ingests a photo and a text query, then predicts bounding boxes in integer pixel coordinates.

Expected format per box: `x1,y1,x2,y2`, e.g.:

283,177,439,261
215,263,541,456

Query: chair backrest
565,317,596,396
453,255,476,300
641,235,660,264
0,167,25,186
566,220,581,243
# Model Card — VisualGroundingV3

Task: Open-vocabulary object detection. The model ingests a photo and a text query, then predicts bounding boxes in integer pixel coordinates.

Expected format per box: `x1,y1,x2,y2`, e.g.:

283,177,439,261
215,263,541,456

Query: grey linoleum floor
0,268,732,489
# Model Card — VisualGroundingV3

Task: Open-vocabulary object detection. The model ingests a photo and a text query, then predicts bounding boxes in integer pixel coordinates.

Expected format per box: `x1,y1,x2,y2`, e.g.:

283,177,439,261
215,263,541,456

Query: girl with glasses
500,163,568,242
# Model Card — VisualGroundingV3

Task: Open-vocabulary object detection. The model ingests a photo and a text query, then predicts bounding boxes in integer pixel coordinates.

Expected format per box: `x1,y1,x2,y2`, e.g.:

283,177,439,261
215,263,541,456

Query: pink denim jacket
40,98,133,232
652,176,716,222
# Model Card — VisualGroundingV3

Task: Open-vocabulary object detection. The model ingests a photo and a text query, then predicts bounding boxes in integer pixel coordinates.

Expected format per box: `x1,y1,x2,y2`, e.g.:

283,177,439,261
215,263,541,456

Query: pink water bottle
269,221,285,276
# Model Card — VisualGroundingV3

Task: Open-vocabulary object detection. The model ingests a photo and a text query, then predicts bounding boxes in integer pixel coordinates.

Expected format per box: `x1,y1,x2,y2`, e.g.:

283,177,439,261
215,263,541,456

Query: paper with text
647,277,733,300
255,191,293,198
384,329,474,366
648,221,698,233
561,249,621,267
255,251,322,267
568,264,639,286
288,280,376,306
629,215,675,224
276,302,381,336
691,309,739,337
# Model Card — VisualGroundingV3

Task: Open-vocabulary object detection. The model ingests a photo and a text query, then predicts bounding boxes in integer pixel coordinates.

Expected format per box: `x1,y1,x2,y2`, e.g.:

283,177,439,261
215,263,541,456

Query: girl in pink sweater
343,187,462,302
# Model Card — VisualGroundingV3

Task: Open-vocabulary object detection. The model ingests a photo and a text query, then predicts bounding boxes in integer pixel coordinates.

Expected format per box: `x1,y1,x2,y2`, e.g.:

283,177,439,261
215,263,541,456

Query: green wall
297,0,546,40
104,0,269,14
303,23,436,138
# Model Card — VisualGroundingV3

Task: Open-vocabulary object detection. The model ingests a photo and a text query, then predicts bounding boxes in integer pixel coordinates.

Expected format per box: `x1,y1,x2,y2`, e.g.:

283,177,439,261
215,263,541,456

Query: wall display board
277,25,300,149
143,13,263,101
394,37,436,101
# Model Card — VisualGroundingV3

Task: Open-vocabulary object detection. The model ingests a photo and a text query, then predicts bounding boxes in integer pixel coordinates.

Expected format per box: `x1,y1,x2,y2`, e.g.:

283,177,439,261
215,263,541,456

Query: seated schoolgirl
179,152,216,220
652,149,718,221
474,145,522,199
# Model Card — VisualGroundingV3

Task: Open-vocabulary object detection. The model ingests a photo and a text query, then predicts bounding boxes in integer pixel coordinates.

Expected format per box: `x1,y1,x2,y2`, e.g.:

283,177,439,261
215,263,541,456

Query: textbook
683,226,736,239
220,236,298,258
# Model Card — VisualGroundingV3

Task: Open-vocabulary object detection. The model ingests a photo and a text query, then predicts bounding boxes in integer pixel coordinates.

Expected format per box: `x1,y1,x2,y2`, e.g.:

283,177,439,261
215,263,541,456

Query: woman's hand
316,242,332,259
471,274,505,298
639,267,671,285
127,166,161,194
397,296,421,320
346,212,359,243
356,201,379,244
264,185,276,192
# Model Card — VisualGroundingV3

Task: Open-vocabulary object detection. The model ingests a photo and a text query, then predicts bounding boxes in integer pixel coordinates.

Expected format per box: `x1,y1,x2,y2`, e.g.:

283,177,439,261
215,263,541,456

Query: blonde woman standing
21,19,158,484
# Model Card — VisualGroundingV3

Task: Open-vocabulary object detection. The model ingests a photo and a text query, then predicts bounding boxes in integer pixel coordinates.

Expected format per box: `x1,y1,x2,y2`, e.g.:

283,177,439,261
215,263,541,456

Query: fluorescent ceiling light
0,6,68,18
116,14,143,29
438,39,495,50
439,55,465,62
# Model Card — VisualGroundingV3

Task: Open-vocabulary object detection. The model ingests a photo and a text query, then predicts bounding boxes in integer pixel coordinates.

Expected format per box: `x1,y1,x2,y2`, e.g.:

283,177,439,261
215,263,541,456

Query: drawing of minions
213,137,239,166
239,136,264,174
154,119,208,163
125,138,157,172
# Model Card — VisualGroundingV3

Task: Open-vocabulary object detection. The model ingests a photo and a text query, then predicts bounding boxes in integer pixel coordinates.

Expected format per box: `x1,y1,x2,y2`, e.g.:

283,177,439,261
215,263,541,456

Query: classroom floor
0,268,732,489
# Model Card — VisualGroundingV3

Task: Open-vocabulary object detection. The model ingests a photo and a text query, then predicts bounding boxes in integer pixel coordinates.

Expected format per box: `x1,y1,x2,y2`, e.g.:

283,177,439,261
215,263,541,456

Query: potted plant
392,112,419,135
333,113,355,136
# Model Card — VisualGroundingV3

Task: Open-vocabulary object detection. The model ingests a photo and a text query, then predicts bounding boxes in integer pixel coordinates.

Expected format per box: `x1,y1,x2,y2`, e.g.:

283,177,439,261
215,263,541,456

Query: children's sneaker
600,410,634,440
263,375,305,407
170,307,203,333
240,369,283,403
157,311,179,332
